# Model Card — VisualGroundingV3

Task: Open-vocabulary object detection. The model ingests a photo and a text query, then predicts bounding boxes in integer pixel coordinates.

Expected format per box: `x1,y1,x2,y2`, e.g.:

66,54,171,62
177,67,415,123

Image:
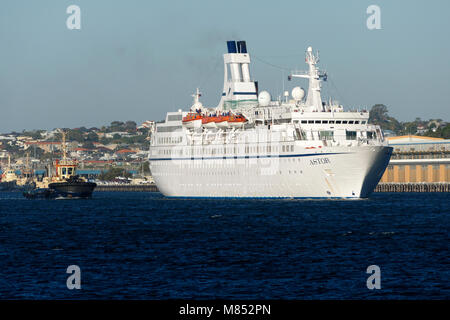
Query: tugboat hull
48,182,97,199
23,188,58,199
0,181,17,191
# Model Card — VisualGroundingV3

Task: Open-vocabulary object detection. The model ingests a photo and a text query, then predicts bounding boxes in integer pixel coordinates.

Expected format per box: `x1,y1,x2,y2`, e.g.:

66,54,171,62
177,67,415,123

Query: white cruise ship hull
151,146,392,199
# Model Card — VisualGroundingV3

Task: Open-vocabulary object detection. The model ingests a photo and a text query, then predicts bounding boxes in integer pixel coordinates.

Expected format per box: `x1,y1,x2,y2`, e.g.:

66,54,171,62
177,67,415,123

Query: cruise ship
148,41,392,198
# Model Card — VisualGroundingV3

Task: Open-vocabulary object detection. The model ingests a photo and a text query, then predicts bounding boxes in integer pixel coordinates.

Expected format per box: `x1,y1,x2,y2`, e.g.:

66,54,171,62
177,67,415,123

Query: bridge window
167,114,182,121
320,131,334,140
157,125,182,133
346,131,357,140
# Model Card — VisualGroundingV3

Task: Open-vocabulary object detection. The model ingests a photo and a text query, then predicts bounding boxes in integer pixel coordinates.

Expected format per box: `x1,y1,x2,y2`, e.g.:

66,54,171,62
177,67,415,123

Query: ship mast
54,129,77,180
62,130,67,161
191,88,204,111
289,47,327,112
192,88,201,105
57,129,68,163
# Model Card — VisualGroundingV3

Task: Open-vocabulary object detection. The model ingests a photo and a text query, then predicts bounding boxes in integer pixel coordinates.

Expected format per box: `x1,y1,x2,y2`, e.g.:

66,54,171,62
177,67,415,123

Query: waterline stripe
165,196,361,200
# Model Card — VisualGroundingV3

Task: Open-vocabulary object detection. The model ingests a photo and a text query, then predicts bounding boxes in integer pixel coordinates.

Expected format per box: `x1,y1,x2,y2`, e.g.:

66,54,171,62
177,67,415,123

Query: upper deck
151,41,386,150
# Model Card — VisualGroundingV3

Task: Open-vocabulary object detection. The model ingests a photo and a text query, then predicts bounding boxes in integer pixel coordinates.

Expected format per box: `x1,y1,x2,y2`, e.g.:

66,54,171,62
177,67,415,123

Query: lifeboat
228,114,247,127
182,112,203,128
215,115,230,128
202,115,219,128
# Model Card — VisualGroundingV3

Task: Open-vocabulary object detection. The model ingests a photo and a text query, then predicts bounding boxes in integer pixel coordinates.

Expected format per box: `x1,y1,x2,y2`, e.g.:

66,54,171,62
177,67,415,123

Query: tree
86,132,99,142
369,104,402,133
369,104,389,124
402,122,418,135
124,121,137,132
422,123,450,139
82,141,95,149
66,129,84,142
110,121,124,127
109,121,125,132
21,130,43,140
99,137,112,145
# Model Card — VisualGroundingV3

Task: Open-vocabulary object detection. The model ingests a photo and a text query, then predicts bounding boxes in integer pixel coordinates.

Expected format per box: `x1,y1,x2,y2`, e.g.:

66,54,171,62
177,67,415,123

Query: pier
375,183,450,193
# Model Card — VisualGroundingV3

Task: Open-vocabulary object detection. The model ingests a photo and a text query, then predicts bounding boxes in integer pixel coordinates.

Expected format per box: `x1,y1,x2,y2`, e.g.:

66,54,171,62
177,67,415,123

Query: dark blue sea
0,191,448,299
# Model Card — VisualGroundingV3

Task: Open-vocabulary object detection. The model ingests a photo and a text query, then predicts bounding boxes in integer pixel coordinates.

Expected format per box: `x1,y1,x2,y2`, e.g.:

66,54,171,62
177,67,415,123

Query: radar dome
258,91,271,107
291,87,305,101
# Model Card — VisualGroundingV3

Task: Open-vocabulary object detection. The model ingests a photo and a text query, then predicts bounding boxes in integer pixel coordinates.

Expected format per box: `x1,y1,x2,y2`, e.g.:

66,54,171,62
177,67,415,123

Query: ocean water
0,191,448,299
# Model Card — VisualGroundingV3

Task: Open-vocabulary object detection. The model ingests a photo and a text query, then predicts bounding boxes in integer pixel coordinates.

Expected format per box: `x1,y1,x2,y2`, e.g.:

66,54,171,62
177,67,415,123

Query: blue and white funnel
217,41,258,110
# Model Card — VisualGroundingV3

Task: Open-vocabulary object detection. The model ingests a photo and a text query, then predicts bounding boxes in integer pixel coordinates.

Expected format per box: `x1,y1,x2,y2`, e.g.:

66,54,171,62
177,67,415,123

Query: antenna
61,130,67,161
57,128,68,162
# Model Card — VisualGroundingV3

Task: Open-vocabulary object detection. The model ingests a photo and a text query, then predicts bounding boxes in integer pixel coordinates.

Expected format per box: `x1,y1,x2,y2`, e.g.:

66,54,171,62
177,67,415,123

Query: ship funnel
217,41,258,110
227,40,247,54
227,41,237,53
237,41,247,53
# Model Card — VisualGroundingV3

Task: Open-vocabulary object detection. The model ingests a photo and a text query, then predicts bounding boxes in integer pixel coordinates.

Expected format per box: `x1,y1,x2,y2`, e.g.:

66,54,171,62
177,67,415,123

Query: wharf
375,183,450,193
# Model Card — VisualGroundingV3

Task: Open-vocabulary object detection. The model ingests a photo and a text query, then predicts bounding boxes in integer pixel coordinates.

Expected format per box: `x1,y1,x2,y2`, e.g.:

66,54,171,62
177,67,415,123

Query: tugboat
23,130,96,199
0,155,18,191
16,152,36,191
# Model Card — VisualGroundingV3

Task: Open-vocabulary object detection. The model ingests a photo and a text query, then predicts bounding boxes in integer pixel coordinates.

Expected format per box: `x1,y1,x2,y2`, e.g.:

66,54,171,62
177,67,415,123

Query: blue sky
0,0,449,132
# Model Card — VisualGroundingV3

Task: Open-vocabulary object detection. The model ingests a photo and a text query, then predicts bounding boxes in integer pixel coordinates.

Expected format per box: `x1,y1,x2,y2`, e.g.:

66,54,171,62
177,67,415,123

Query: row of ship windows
296,120,366,124
151,157,304,166
156,132,374,152
152,166,307,176
157,131,374,146
157,119,366,132
155,144,296,156
158,137,183,144
154,170,304,175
